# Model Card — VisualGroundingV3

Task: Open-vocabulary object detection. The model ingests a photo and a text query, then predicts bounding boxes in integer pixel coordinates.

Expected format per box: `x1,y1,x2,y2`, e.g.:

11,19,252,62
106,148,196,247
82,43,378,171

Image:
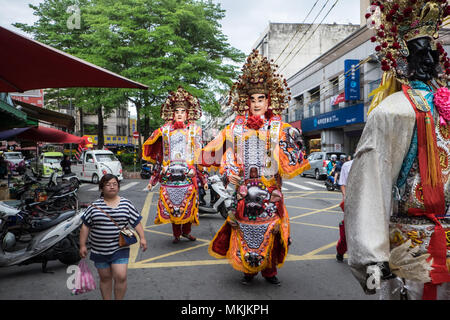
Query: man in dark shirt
60,155,72,175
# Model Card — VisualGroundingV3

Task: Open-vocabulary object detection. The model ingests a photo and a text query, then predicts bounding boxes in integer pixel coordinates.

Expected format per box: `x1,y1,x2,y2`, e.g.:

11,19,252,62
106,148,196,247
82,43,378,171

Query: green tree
14,0,245,153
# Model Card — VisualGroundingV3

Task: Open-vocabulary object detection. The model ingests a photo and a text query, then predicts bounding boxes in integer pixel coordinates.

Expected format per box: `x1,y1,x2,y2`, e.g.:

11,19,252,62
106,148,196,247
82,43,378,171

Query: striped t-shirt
82,197,142,256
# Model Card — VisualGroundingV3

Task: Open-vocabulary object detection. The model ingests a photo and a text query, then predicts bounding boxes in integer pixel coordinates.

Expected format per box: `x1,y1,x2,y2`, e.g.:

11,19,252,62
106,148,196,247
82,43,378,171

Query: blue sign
301,103,365,133
344,59,360,101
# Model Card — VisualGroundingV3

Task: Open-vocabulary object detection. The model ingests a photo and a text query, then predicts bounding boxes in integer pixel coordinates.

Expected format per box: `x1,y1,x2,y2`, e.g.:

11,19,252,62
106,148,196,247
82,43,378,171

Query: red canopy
0,126,85,145
0,26,148,92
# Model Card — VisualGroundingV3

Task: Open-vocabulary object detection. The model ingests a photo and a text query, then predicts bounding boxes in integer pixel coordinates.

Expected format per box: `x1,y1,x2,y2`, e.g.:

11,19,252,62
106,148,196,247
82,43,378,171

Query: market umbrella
0,126,84,144
0,26,148,92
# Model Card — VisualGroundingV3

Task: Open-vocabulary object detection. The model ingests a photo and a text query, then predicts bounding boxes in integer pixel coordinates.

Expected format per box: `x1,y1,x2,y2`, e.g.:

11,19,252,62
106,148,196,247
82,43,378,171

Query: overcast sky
1,0,362,54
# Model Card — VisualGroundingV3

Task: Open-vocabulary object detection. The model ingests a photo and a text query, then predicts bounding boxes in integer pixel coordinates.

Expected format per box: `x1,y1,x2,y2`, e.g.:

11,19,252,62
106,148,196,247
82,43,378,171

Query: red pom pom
382,42,388,48
381,65,391,71
371,36,377,42
403,7,413,16
445,61,450,68
377,31,385,38
393,3,399,10
392,42,401,49
380,24,385,30
365,13,372,19
375,45,382,52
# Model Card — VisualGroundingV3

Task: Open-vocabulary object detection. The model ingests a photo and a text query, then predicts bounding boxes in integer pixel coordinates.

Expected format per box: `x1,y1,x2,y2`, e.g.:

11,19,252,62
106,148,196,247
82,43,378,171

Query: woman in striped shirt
79,174,147,300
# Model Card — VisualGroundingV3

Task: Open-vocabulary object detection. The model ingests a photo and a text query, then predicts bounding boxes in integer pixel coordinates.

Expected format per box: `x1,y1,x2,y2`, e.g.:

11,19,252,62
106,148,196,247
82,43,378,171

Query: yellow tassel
425,114,438,187
367,71,401,115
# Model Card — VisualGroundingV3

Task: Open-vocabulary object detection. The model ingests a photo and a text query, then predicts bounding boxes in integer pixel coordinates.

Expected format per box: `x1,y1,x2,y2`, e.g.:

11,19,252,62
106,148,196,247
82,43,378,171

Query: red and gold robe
143,122,205,226
202,114,310,274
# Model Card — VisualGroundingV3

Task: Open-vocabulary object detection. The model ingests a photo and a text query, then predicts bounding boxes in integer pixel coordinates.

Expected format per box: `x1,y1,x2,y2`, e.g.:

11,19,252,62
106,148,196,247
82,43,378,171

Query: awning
0,126,84,144
0,26,148,92
13,99,75,130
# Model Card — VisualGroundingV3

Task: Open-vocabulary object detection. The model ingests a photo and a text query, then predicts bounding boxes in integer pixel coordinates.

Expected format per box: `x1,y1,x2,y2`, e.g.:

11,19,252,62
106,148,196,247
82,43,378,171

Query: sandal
182,233,196,241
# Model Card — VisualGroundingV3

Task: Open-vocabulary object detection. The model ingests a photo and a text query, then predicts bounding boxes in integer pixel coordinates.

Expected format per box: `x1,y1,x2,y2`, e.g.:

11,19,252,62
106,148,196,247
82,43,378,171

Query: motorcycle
325,172,341,191
198,174,233,219
0,200,84,272
140,162,152,179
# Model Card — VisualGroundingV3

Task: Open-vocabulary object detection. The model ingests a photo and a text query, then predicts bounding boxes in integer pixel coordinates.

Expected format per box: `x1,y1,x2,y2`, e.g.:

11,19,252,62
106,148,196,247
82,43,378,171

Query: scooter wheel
219,203,228,219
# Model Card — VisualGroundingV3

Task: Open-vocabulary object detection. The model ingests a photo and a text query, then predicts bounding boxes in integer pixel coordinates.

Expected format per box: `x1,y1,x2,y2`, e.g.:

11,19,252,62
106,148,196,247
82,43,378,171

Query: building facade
286,24,450,156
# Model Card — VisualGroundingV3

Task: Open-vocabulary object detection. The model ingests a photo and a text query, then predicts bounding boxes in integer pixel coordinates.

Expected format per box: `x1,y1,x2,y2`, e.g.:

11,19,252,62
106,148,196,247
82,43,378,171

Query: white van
72,150,123,184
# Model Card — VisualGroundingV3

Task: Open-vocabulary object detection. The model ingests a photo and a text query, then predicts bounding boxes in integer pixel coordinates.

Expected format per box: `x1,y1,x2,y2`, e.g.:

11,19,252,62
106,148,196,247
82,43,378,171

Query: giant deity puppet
202,50,310,285
346,0,450,300
143,87,207,243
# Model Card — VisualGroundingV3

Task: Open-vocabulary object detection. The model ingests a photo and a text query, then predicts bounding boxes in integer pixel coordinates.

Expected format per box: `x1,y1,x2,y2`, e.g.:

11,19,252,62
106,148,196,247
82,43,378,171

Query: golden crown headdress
161,86,202,122
366,0,450,80
227,50,291,115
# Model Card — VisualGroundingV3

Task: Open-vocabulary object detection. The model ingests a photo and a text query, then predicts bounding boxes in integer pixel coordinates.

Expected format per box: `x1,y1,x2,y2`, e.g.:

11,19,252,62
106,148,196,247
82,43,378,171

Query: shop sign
344,59,360,101
301,103,365,133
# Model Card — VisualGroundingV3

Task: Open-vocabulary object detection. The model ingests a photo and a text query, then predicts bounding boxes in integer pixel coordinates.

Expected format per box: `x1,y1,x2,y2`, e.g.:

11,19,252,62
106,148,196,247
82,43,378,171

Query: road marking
142,182,159,192
304,181,326,188
129,191,154,266
283,181,313,190
136,243,210,265
282,187,289,191
289,203,340,220
120,181,139,191
290,221,339,230
302,241,338,257
88,186,98,191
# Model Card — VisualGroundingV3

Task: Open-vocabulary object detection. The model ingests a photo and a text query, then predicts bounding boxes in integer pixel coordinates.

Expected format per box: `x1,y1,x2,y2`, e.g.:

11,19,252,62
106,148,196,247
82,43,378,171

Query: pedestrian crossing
79,178,329,193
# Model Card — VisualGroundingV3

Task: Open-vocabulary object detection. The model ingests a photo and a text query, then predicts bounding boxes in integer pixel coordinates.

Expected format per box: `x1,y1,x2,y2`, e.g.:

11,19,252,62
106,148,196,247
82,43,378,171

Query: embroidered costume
142,87,206,241
203,51,310,279
346,0,450,300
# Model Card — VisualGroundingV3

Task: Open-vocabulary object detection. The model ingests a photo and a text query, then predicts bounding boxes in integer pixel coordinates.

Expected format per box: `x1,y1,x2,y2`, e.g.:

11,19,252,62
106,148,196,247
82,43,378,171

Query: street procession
0,0,450,306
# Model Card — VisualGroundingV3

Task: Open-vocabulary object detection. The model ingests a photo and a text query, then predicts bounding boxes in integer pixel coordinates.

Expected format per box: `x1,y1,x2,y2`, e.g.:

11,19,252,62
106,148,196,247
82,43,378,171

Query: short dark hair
99,174,120,196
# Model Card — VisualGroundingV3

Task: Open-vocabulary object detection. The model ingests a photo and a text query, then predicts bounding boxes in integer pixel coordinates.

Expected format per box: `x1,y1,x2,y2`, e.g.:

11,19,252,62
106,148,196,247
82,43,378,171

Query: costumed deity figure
346,0,450,300
203,50,310,285
143,87,207,243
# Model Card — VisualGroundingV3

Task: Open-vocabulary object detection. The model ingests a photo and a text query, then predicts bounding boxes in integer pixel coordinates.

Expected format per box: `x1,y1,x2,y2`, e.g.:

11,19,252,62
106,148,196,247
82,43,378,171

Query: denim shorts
94,258,129,269
90,248,130,269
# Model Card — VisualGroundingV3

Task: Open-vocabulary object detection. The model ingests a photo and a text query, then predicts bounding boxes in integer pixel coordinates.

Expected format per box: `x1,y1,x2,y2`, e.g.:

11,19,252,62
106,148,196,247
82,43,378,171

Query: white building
286,20,450,155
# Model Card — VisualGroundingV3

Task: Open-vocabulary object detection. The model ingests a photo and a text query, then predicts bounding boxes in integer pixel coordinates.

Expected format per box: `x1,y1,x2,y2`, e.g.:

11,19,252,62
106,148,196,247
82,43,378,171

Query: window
86,154,94,163
95,153,118,162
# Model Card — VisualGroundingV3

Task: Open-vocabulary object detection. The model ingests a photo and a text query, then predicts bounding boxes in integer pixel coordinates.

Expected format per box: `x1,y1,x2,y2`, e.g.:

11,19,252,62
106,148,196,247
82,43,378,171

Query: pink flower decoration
434,87,450,126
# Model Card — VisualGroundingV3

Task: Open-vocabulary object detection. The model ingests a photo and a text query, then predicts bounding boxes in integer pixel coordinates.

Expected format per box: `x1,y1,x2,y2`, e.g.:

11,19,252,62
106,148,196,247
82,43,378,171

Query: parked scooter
0,201,84,272
198,175,233,219
140,162,152,179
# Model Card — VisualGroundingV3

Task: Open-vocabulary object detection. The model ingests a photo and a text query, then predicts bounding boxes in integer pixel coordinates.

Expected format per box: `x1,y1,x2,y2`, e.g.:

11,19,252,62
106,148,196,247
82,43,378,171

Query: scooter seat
30,210,77,231
45,182,71,193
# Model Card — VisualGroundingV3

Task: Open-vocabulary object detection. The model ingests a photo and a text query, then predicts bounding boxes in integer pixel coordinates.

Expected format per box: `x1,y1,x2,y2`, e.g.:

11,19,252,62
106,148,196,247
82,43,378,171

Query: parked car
301,151,346,180
32,152,64,177
72,150,123,184
3,152,26,175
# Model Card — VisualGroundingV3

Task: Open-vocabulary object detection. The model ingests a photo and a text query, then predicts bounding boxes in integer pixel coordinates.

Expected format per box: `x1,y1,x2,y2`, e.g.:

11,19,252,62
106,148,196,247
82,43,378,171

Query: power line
279,0,340,73
275,0,332,68
273,0,321,64
286,57,370,113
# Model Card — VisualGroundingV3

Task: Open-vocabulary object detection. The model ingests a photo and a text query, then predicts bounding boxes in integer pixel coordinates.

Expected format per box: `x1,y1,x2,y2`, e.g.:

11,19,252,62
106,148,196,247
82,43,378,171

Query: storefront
301,103,366,155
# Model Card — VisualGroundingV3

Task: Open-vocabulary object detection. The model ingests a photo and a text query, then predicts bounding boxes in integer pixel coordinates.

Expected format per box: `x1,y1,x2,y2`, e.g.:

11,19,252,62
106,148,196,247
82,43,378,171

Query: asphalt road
0,175,377,300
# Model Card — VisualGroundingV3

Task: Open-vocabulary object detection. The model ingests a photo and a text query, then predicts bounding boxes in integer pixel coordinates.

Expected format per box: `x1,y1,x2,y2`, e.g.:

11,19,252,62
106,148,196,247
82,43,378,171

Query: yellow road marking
302,241,337,257
128,190,342,270
290,221,339,230
289,203,340,220
137,242,210,264
143,228,210,243
129,191,154,265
